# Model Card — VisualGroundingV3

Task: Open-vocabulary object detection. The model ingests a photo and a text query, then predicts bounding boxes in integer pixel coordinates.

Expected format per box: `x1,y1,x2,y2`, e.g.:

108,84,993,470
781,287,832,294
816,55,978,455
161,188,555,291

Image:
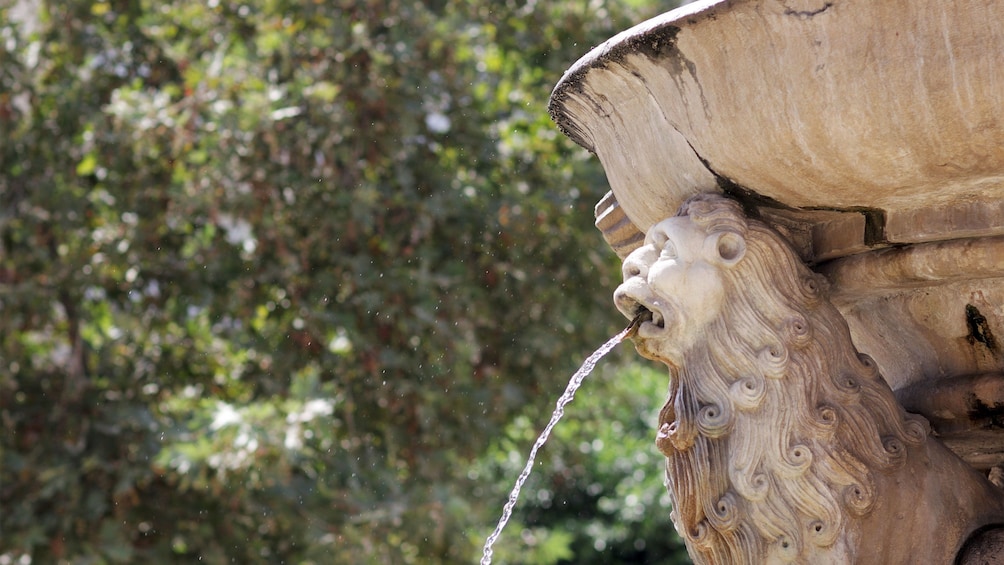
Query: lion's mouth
633,304,664,329
615,289,669,338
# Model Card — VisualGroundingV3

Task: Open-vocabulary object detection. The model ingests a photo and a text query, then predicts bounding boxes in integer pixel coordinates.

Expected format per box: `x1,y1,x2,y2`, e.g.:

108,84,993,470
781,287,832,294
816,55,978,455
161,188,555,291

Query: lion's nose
613,286,644,320
621,246,656,281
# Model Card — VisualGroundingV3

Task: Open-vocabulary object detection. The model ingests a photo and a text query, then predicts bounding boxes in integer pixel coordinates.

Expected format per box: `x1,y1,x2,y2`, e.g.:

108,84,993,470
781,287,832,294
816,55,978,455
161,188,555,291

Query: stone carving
614,194,1004,564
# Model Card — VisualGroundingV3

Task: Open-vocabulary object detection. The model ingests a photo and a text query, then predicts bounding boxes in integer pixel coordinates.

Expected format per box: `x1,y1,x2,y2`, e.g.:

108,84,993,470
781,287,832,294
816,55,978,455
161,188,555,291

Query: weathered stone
595,191,644,259
821,237,1004,387
958,526,1004,565
551,0,1004,256
549,0,1004,561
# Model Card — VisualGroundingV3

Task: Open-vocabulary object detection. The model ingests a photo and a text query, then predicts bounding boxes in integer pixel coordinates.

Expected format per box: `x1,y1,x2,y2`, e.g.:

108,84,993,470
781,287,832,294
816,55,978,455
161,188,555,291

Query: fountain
548,0,1004,562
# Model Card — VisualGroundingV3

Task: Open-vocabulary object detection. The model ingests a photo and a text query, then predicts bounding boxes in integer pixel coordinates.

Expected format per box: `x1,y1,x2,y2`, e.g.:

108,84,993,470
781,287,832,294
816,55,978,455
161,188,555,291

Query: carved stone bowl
549,0,1004,468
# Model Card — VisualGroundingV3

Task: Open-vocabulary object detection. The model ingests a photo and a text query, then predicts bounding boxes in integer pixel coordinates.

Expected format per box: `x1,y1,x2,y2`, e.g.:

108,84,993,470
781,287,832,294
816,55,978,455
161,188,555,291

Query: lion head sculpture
614,194,930,564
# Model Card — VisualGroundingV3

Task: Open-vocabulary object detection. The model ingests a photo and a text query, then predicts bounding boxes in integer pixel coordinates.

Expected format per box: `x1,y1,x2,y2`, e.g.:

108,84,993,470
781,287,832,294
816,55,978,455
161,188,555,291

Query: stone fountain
548,0,1004,562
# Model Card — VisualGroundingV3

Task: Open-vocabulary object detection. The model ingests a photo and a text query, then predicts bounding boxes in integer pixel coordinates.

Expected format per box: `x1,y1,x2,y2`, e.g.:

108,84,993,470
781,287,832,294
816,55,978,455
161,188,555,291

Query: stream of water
480,317,642,564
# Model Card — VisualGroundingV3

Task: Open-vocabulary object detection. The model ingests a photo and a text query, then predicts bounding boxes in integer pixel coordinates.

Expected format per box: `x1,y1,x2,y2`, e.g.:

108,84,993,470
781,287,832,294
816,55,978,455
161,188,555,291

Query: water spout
480,314,645,564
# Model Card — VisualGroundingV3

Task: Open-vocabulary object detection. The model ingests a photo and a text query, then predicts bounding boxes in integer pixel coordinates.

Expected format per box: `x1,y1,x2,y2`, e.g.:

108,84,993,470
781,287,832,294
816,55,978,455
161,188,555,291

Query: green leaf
76,153,97,176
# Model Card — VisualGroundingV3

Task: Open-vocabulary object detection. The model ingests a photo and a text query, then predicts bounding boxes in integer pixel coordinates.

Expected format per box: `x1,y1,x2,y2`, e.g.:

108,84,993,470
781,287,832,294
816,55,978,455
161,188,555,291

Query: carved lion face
614,214,746,362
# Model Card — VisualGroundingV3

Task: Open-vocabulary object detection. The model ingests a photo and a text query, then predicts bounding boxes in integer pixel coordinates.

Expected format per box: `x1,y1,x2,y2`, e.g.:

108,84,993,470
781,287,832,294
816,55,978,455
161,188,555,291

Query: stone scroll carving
614,194,1004,564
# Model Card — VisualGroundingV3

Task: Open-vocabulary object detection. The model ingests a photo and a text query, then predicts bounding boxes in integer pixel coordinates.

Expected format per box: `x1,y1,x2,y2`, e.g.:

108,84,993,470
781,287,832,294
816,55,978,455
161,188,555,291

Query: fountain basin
551,0,1004,260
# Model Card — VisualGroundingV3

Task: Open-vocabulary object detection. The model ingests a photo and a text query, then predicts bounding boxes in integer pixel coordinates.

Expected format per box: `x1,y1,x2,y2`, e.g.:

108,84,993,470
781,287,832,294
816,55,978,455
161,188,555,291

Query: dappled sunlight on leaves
0,0,687,563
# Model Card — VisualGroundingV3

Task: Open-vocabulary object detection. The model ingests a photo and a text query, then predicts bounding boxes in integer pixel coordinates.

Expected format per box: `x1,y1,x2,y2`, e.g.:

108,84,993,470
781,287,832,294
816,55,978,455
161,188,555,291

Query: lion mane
645,195,929,564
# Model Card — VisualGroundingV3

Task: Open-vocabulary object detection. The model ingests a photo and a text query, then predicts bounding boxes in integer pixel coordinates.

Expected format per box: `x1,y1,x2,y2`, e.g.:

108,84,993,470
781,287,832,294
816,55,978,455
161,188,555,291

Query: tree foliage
0,0,688,562
477,363,689,564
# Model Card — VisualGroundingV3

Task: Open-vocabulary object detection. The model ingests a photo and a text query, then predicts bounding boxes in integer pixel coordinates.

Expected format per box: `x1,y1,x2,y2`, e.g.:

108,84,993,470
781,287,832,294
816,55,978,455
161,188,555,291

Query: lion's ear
713,232,746,265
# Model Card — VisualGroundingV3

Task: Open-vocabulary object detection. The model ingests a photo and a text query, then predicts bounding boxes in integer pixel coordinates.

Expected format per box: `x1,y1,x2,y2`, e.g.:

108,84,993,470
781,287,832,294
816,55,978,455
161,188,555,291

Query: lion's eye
660,241,677,259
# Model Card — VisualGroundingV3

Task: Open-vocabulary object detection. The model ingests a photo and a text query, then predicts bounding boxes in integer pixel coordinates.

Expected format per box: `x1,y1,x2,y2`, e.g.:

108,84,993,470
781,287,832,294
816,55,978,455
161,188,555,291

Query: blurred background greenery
0,0,690,562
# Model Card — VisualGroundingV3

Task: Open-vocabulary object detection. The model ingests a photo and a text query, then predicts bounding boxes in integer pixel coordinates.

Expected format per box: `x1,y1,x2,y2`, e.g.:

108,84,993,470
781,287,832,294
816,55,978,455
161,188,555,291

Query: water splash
480,316,643,564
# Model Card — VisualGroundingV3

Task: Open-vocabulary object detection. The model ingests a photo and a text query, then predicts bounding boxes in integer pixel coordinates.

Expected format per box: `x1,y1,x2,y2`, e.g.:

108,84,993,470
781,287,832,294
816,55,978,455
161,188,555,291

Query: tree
0,0,688,562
